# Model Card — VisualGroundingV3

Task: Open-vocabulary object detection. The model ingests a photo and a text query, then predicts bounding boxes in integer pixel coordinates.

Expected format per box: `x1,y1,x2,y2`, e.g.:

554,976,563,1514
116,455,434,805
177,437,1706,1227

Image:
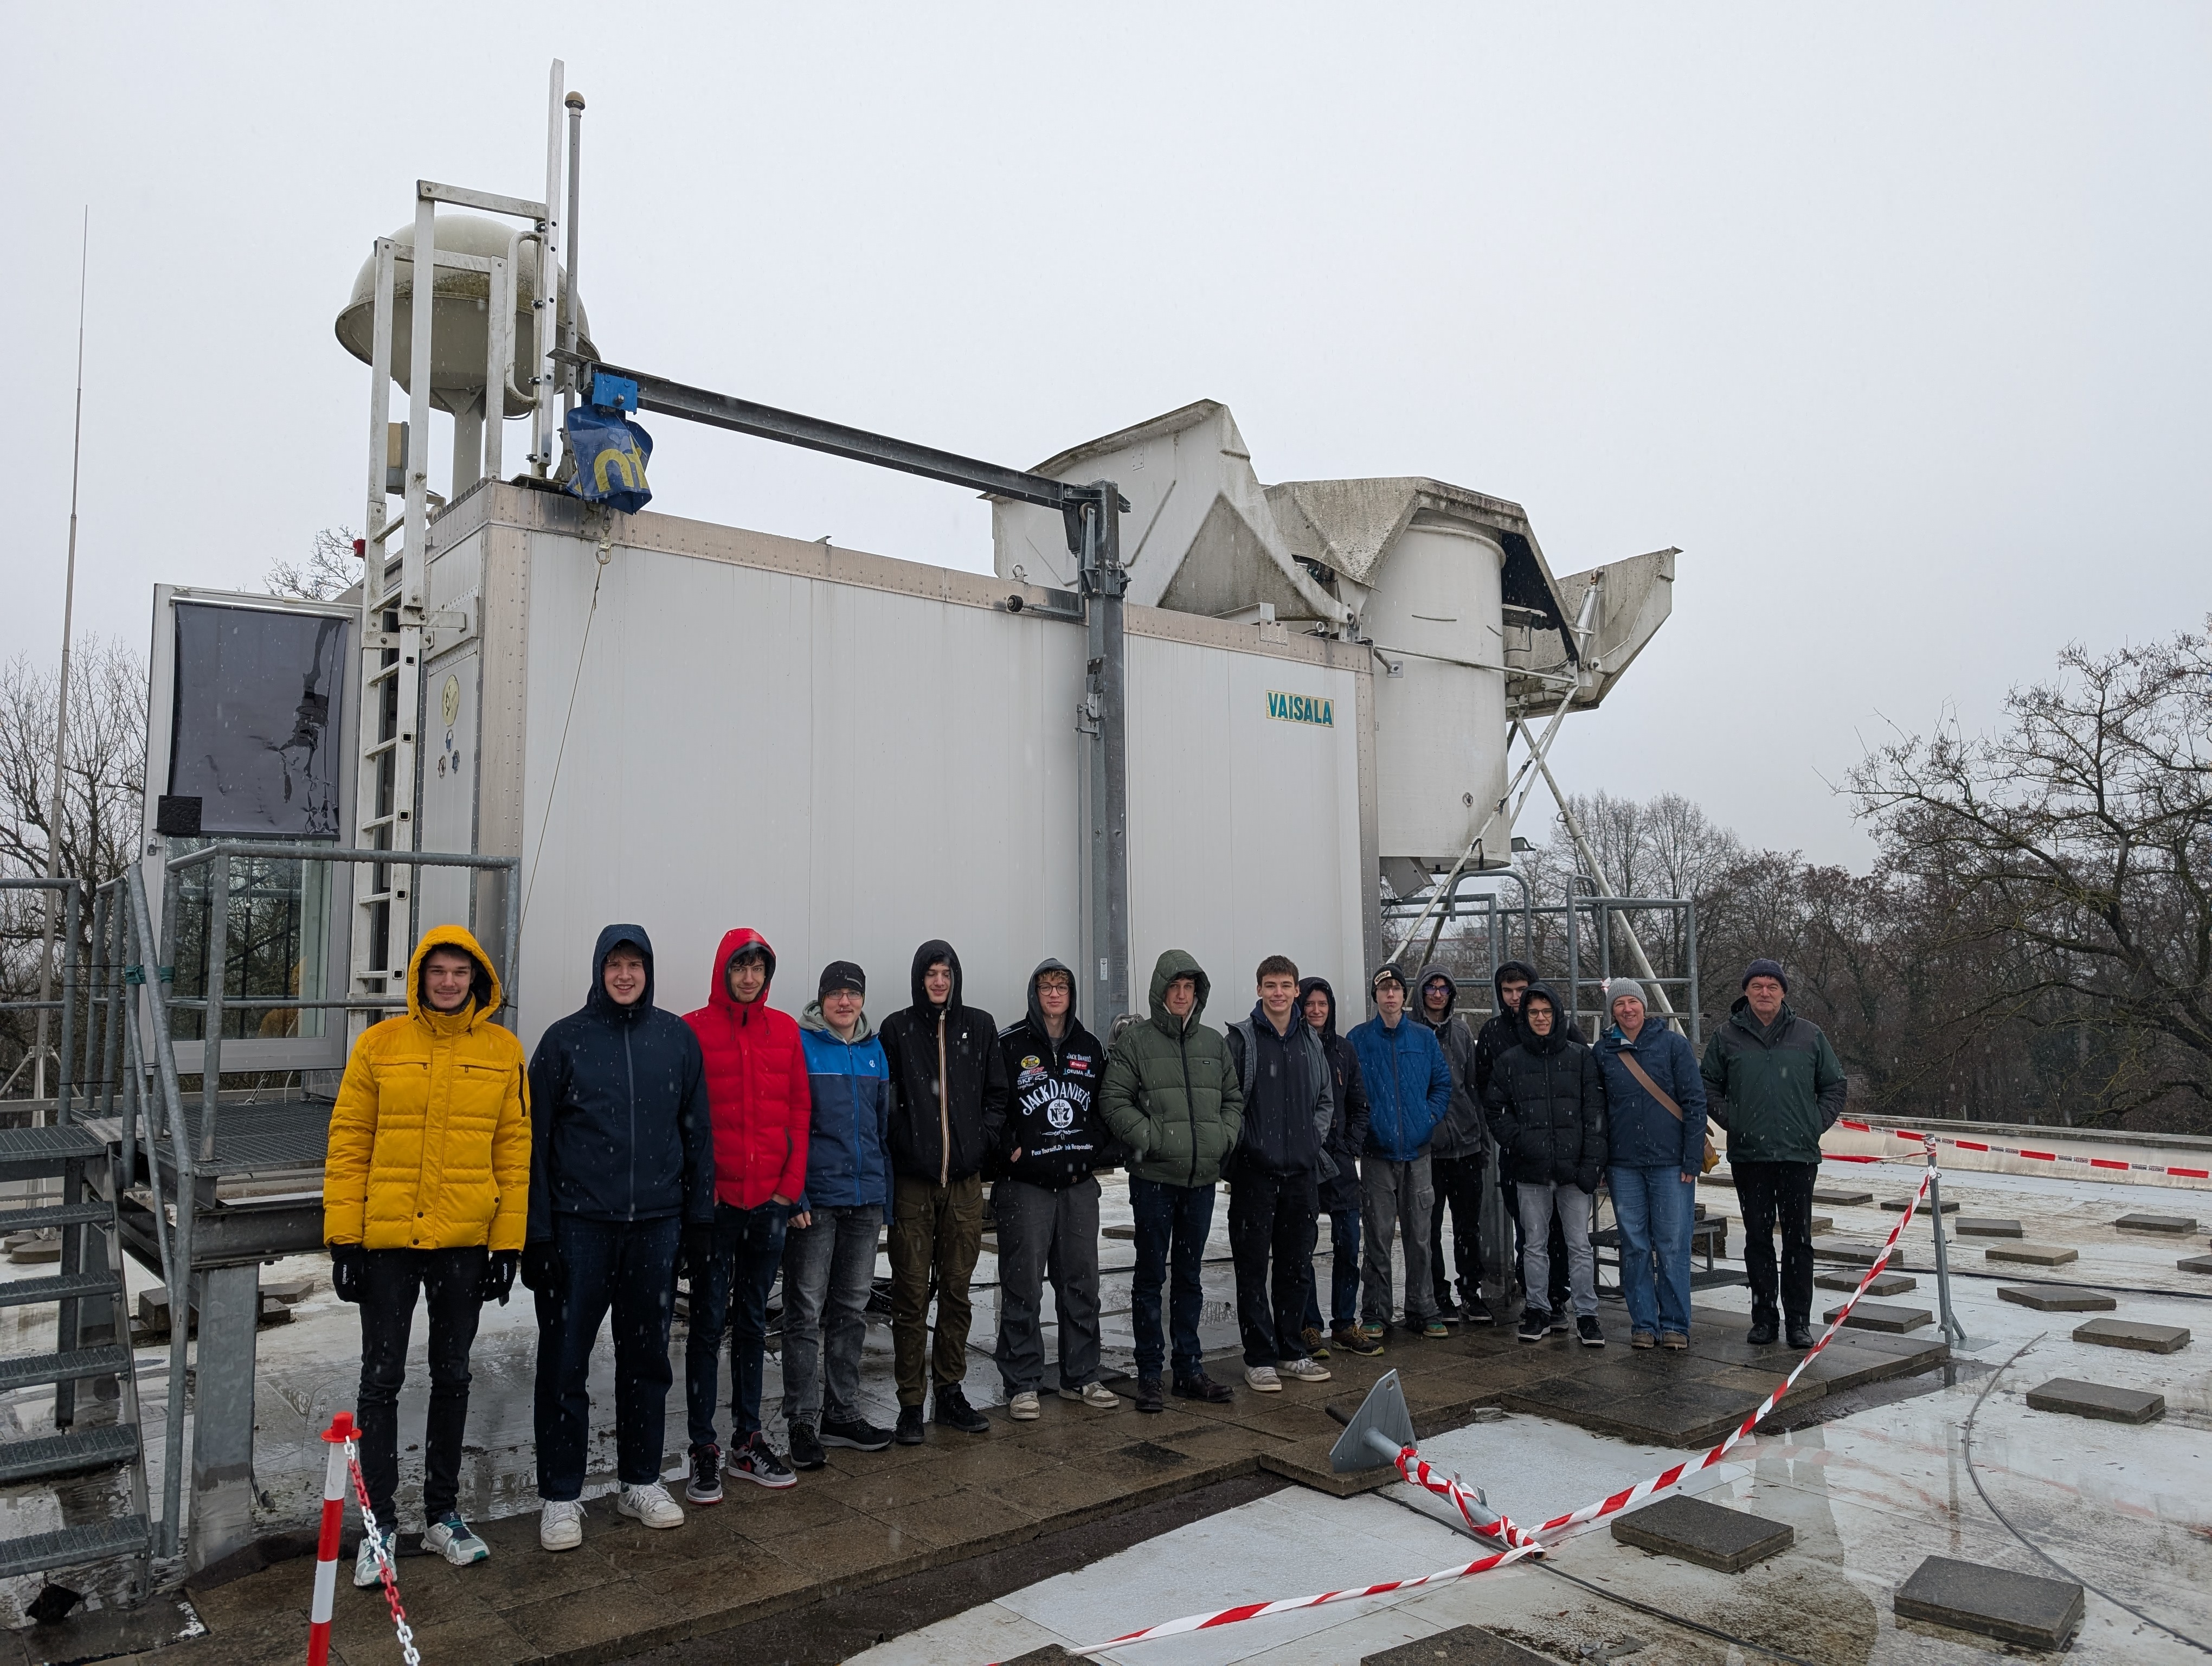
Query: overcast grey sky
8,4,2207,867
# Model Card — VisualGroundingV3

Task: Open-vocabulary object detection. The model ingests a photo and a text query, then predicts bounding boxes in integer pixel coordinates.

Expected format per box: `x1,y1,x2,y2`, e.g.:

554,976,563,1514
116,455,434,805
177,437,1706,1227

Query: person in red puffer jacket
680,928,809,1496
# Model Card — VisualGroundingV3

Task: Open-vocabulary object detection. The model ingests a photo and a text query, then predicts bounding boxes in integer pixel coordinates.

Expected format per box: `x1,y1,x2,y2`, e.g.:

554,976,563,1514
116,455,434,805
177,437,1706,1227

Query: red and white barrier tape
1832,1118,2210,1181
1062,1149,1938,1657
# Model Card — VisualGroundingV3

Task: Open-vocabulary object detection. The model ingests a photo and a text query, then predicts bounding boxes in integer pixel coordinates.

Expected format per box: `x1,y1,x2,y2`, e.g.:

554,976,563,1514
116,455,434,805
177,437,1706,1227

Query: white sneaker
539,1498,585,1552
1009,1390,1041,1421
352,1536,385,1588
423,1512,490,1565
1059,1380,1121,1410
618,1481,685,1530
1243,1364,1282,1393
1277,1356,1332,1383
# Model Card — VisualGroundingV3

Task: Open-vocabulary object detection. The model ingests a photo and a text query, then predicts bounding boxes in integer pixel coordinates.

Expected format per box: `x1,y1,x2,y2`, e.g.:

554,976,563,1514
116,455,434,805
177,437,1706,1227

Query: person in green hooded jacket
1101,950,1244,1411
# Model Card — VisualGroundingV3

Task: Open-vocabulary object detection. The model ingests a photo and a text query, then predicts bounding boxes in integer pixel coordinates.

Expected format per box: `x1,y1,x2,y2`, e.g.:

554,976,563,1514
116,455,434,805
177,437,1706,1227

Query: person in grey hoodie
1413,965,1491,1327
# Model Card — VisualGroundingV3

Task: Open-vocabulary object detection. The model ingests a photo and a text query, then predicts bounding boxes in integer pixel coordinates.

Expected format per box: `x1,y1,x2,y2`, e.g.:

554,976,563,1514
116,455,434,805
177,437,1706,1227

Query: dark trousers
889,1172,983,1407
1129,1176,1214,1382
1501,1177,1569,1310
357,1246,486,1526
534,1215,681,1502
1228,1170,1318,1367
1734,1159,1819,1325
1428,1154,1487,1308
1302,1204,1361,1332
685,1200,788,1446
993,1175,1103,1395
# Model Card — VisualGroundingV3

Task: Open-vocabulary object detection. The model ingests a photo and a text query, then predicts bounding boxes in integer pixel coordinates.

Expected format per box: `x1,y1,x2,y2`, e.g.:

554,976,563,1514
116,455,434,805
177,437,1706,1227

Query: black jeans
534,1215,681,1502
357,1246,486,1526
1500,1176,1569,1311
1129,1177,1214,1382
1227,1170,1317,1367
685,1200,788,1446
1428,1154,1486,1308
1734,1159,1819,1325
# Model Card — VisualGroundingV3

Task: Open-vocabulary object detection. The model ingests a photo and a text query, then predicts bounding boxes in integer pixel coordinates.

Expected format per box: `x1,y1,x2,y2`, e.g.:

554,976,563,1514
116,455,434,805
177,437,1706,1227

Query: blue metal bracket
590,371,640,412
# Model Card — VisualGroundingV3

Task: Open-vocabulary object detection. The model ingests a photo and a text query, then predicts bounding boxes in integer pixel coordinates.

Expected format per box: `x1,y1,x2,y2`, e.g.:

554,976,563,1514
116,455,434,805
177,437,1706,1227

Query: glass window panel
169,604,348,838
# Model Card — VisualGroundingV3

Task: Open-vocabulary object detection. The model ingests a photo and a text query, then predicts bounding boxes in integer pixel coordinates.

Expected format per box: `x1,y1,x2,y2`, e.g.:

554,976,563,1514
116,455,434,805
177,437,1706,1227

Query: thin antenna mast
34,209,89,1109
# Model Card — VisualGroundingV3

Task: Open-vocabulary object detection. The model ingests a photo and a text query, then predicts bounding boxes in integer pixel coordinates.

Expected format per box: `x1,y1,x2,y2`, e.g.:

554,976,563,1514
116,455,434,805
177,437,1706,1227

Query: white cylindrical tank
1362,514,1508,868
332,214,593,416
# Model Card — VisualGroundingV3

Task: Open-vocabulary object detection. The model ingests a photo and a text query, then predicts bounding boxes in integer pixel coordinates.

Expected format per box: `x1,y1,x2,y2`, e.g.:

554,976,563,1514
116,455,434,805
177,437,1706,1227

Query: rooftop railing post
198,851,229,1164
1684,898,1701,1050
56,882,81,1123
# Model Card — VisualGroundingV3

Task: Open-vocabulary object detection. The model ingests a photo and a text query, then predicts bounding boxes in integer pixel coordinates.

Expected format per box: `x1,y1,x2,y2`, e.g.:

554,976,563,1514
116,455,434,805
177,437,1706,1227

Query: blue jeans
534,1215,681,1502
1302,1204,1360,1332
1609,1164,1694,1337
1129,1176,1214,1382
686,1200,788,1445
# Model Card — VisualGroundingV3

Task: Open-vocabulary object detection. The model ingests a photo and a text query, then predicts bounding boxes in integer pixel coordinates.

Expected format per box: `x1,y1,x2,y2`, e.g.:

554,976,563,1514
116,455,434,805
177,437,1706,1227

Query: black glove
329,1243,366,1304
478,1250,518,1305
520,1240,563,1293
1574,1165,1601,1196
680,1222,718,1283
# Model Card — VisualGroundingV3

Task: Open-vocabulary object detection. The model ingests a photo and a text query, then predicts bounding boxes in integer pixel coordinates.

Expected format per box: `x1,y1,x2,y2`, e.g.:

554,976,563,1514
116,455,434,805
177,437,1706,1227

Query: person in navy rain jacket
1596,978,1707,1350
782,960,896,1470
1347,964,1454,1343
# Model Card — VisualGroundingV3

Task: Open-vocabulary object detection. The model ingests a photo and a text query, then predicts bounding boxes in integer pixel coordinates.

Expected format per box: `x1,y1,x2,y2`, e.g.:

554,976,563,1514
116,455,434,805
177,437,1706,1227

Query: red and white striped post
306,1411,358,1666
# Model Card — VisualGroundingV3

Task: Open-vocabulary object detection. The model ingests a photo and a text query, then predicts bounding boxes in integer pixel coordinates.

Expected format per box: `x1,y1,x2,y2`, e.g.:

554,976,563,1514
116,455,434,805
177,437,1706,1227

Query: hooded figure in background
525,925,714,1552
991,958,1122,1419
877,940,1008,1441
324,924,527,1582
678,928,811,1497
1413,964,1491,1328
1101,949,1245,1408
1297,977,1373,1353
1478,958,1581,1317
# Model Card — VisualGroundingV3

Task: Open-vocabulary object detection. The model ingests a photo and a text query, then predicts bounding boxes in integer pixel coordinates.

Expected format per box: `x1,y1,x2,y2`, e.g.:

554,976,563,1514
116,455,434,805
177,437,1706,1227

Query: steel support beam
1082,489,1131,1027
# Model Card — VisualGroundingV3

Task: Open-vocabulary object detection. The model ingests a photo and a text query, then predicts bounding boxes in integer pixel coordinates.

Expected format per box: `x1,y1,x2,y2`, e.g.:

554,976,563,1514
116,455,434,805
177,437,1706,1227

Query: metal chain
343,1438,422,1666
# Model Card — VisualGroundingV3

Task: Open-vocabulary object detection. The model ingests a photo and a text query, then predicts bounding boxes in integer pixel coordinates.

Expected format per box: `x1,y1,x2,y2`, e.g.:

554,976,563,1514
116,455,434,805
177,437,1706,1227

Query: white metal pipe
406,195,434,605
536,59,564,476
484,254,509,482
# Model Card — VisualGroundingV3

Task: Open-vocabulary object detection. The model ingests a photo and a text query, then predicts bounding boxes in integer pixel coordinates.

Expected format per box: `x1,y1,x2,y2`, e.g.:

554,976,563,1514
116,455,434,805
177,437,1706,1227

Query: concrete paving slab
1998,1284,2117,1311
1811,1187,1874,1206
2181,1254,2212,1275
1809,1238,1906,1267
1954,1217,2023,1237
1893,1553,2085,1649
1986,1242,2078,1265
1820,1302,1931,1333
2073,1316,2191,1353
2115,1212,2197,1234
1001,1647,1083,1664
1361,1623,1554,1664
1608,1492,1794,1572
1814,1269,1915,1295
2024,1376,2165,1424
1882,1197,1958,1213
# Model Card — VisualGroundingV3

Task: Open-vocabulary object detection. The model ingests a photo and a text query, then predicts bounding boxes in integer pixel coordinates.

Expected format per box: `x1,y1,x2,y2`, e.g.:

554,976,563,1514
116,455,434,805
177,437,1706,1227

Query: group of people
321,921,1848,1586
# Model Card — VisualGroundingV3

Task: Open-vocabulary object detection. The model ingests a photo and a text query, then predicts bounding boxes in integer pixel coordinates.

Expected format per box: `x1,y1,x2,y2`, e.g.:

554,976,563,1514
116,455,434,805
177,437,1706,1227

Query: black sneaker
1746,1318,1779,1347
684,1442,723,1505
1433,1299,1463,1325
729,1433,796,1489
1546,1312,1571,1335
820,1414,892,1452
1463,1295,1496,1327
787,1422,826,1471
934,1385,990,1434
895,1404,927,1445
1516,1309,1548,1343
1577,1316,1605,1348
1134,1375,1165,1413
1786,1320,1815,1351
1173,1373,1233,1405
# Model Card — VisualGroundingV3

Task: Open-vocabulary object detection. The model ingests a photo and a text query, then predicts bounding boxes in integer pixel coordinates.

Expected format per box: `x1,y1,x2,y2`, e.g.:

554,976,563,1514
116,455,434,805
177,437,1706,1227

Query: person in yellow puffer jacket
323,924,528,1584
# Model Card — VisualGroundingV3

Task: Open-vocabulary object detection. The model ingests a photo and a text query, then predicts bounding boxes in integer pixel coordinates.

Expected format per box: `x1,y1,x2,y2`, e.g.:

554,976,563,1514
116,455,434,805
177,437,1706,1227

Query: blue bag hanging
563,382,654,514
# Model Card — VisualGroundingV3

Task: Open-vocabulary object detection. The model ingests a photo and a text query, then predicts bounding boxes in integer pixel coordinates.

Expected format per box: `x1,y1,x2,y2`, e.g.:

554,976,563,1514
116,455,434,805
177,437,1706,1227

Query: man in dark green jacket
1701,958,1847,1350
1101,951,1245,1411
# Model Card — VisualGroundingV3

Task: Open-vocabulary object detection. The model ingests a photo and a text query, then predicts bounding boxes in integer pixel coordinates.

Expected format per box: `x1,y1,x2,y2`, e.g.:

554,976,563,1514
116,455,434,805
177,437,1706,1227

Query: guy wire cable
1960,1337,2212,1656
519,518,616,931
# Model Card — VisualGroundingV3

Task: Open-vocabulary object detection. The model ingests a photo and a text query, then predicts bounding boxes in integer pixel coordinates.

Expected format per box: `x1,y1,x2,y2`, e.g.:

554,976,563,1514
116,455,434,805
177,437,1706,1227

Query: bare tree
1851,621,2212,1128
265,527,360,602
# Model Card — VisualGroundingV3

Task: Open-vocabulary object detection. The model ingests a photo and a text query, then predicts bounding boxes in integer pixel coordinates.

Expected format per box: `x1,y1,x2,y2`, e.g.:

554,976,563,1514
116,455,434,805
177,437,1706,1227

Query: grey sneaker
1243,1364,1282,1393
1276,1356,1331,1383
1057,1380,1121,1410
618,1481,686,1527
423,1512,488,1566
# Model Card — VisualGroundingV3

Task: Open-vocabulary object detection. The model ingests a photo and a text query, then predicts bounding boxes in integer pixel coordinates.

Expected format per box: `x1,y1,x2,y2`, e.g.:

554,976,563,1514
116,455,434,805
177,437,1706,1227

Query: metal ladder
0,1123,151,1594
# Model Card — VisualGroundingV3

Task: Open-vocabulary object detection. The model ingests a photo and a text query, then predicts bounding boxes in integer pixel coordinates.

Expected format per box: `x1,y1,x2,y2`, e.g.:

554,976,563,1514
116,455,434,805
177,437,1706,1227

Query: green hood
799,997,873,1045
1146,950,1211,1038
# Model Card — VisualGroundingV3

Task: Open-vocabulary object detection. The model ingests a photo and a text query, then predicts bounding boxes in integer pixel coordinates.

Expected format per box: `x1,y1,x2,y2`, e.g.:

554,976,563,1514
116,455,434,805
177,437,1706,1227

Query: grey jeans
992,1175,1103,1395
1516,1182,1596,1318
779,1203,883,1426
1360,1154,1436,1327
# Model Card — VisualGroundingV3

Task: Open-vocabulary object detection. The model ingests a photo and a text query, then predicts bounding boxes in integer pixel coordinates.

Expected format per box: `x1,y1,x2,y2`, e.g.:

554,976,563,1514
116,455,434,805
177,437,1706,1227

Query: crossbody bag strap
1616,1049,1683,1120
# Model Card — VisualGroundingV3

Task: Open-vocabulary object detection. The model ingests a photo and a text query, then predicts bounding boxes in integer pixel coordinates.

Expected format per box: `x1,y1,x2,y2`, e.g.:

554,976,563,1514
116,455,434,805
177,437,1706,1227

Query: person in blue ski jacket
1596,978,1707,1350
1346,964,1454,1342
781,959,895,1470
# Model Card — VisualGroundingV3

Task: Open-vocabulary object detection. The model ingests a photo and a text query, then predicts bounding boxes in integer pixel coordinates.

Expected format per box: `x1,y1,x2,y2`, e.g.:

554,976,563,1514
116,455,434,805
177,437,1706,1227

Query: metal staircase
0,879,151,1598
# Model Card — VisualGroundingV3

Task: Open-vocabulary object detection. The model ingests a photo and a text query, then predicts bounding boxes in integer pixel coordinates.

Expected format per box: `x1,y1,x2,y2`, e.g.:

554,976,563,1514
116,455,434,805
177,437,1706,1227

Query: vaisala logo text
1266,690,1334,727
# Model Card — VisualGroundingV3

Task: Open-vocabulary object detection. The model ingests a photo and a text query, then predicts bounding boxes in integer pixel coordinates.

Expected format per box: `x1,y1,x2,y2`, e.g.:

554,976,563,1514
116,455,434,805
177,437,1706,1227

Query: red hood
706,927,777,1015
